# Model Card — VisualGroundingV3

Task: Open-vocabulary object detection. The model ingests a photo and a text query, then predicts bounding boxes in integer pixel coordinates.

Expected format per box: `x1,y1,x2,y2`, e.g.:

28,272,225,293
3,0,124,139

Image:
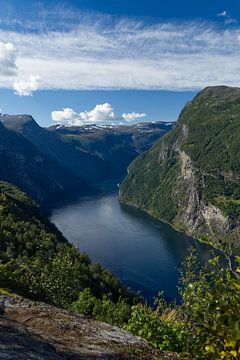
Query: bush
125,252,240,359
71,288,131,326
125,295,189,352
93,296,131,326
179,252,240,359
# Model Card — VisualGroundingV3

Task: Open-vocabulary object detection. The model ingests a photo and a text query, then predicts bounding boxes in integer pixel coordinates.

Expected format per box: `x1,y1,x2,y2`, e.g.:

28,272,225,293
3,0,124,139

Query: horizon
0,0,239,126
0,111,175,128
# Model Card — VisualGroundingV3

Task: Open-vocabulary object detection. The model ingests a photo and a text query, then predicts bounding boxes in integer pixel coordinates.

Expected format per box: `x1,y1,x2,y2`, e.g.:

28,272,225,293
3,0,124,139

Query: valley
0,115,172,209
1,0,240,357
0,86,239,359
51,191,211,304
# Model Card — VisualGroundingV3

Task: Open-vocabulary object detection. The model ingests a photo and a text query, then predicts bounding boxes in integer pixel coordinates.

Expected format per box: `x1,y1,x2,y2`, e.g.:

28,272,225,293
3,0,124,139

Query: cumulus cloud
0,42,17,76
52,103,115,125
79,103,115,123
122,112,146,121
14,75,41,96
52,104,147,125
51,108,80,124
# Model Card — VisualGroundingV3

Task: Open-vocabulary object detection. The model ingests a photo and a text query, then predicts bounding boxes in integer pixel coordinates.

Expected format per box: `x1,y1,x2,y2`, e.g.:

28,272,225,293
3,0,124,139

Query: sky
0,0,239,126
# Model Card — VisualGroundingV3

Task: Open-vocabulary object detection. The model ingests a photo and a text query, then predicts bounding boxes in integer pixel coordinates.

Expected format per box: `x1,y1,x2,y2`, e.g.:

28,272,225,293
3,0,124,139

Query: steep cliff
120,86,240,245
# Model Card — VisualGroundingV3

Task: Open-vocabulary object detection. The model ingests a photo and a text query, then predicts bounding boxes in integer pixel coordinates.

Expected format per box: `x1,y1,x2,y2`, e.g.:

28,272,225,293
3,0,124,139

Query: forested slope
0,181,134,310
120,86,240,246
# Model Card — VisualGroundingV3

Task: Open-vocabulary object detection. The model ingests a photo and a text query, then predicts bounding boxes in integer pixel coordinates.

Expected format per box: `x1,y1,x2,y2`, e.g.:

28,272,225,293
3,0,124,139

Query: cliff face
120,86,240,245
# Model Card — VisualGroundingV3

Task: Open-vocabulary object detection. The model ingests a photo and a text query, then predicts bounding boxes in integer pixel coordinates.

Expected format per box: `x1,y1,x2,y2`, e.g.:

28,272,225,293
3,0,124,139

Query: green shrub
179,252,240,359
125,303,188,352
71,288,131,326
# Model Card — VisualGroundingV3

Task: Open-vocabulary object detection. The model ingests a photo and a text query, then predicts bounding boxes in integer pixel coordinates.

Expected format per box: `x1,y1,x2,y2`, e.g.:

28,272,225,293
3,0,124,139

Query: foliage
0,181,67,262
71,288,132,326
120,86,240,244
120,143,180,223
125,293,188,352
0,182,135,308
1,181,240,360
179,251,240,359
124,250,240,359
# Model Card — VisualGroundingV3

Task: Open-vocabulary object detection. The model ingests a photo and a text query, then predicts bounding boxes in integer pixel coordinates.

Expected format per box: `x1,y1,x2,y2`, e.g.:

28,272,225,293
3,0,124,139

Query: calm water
51,192,211,303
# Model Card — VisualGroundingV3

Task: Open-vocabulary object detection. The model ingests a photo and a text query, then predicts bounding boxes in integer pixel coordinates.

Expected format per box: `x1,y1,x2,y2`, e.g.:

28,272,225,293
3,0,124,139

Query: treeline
0,181,136,317
0,181,239,359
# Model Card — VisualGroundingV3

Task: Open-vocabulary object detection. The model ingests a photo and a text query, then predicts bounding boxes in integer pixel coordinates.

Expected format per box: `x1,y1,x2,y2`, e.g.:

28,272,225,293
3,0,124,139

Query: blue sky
3,0,240,21
0,0,239,126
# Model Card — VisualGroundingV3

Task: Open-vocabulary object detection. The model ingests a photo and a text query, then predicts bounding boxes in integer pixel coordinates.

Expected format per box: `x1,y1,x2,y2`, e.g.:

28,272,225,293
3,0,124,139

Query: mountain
120,86,240,246
48,121,173,181
0,119,87,208
0,115,172,207
1,114,110,184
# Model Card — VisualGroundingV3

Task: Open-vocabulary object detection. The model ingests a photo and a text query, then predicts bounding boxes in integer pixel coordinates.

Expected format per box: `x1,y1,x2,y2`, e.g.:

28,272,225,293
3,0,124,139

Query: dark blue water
51,192,211,303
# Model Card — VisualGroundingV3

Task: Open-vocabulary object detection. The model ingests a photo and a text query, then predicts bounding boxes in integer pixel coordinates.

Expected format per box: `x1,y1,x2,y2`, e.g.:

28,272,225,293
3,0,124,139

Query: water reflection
51,193,211,304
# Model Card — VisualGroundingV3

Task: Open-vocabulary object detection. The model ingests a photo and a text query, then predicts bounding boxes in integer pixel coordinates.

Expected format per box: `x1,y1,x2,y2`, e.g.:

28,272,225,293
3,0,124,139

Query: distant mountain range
0,114,172,208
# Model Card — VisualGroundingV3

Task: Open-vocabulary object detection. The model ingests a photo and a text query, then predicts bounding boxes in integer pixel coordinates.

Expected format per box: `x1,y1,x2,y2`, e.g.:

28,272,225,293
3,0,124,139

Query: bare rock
0,295,172,360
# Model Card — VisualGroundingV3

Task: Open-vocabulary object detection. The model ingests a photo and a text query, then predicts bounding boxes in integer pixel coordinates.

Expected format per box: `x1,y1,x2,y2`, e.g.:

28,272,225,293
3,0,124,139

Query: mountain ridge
0,115,172,208
119,86,240,246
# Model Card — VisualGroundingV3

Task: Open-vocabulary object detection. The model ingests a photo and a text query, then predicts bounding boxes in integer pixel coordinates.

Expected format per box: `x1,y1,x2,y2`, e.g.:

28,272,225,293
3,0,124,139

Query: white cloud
217,10,237,25
52,104,147,125
80,103,115,123
52,103,115,125
217,10,227,17
51,108,80,124
0,42,17,76
122,112,146,121
0,9,240,91
14,75,41,96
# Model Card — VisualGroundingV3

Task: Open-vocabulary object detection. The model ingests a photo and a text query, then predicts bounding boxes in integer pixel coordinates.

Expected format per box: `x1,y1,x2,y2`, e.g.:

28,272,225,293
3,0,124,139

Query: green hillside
120,86,240,246
0,145,239,359
0,181,134,311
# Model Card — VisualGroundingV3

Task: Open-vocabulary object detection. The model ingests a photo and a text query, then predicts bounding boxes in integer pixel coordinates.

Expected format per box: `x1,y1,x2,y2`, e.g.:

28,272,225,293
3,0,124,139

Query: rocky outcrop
177,149,230,238
0,295,182,360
